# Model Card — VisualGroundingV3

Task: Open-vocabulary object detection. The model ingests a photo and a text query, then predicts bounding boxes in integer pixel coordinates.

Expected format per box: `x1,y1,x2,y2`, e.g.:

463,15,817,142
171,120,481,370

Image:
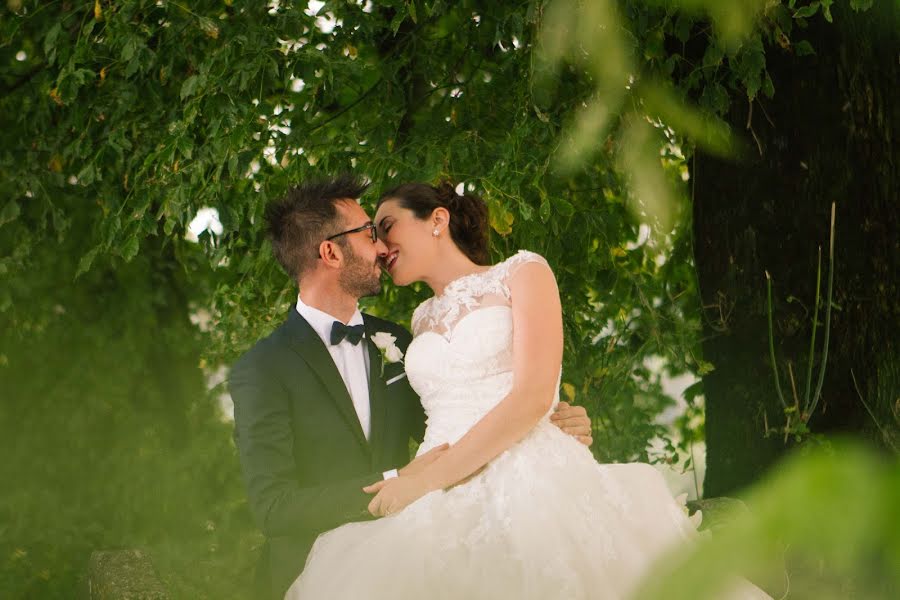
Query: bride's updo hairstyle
378,181,490,265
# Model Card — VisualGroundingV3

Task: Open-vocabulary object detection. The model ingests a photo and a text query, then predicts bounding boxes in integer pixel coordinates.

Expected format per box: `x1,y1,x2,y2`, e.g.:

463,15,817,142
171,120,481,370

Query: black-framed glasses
317,222,378,259
325,222,378,243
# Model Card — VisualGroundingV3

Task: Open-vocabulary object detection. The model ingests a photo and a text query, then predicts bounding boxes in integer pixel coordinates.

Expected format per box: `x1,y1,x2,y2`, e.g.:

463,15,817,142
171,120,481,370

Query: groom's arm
230,355,379,537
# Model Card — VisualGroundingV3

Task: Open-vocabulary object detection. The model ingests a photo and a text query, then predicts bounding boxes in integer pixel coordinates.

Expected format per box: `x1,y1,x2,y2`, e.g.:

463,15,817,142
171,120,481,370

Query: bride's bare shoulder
497,250,554,284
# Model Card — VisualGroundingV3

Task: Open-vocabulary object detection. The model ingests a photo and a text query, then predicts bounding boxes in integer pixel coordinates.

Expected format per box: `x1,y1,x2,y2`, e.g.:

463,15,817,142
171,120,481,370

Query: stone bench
687,497,750,532
82,498,746,597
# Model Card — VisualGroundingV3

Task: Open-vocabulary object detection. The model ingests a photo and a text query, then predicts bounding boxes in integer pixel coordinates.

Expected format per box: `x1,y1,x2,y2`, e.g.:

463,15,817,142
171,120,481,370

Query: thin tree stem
809,203,836,417
765,271,788,409
803,247,822,411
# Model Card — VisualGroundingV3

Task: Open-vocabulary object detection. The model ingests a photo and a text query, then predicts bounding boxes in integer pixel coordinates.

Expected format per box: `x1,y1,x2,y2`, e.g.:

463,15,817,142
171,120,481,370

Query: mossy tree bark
693,3,899,496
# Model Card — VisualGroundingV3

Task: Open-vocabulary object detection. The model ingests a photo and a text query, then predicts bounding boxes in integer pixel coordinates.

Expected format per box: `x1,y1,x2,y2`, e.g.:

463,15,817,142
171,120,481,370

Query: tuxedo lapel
363,315,388,457
283,310,369,452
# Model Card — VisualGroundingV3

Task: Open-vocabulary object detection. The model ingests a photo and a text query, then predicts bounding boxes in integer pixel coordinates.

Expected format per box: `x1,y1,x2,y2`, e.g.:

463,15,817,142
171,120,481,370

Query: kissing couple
230,175,771,599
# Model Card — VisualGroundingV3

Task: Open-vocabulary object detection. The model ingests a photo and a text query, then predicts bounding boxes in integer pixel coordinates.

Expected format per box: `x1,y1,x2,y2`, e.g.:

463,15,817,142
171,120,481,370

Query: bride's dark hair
378,181,490,265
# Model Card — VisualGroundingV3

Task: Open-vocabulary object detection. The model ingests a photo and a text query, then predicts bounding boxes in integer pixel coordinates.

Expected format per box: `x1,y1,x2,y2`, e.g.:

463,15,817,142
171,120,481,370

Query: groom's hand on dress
551,402,594,447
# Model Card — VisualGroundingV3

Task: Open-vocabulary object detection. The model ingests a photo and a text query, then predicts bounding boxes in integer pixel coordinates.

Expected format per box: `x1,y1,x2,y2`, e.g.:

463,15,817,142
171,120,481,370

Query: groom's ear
319,240,344,269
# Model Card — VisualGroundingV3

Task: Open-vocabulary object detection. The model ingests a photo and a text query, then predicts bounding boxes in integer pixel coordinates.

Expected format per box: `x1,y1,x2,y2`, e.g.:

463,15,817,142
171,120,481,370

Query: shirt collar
296,294,364,346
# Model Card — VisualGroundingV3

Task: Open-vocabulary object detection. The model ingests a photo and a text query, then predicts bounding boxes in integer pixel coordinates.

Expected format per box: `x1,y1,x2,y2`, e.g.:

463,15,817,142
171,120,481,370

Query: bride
286,182,770,599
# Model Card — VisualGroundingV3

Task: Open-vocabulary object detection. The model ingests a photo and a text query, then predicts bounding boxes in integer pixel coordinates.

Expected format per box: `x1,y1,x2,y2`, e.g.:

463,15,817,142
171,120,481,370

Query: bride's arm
365,261,563,516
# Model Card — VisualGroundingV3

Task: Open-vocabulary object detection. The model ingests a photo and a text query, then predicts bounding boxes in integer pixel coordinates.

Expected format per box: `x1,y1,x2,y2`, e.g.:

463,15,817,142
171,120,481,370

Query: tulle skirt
286,420,766,600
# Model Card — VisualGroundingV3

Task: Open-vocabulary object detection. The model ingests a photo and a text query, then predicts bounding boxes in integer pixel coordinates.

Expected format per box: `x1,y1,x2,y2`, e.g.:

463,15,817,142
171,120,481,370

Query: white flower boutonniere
370,331,404,377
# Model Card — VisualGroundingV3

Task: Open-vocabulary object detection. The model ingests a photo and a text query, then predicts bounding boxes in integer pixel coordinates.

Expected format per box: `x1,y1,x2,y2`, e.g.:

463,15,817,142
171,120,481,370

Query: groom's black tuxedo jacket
230,309,425,599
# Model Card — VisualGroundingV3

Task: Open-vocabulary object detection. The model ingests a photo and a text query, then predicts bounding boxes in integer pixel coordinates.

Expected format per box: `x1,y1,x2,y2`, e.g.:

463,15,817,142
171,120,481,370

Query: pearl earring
432,229,440,237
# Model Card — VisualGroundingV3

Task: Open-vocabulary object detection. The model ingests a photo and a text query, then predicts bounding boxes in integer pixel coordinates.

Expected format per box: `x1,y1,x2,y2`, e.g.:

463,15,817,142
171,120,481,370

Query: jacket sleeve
230,353,379,537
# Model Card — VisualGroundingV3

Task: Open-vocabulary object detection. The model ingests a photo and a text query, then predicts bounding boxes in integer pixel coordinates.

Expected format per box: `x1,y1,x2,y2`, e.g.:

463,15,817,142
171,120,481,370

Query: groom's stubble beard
338,242,382,300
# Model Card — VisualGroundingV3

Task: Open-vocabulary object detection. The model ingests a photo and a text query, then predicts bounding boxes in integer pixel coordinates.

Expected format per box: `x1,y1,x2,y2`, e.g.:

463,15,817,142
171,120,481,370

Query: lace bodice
411,250,551,338
404,250,557,453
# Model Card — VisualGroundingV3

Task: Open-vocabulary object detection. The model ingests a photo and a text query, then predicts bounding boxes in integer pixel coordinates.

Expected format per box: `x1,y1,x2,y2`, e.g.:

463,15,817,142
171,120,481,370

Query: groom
229,175,594,599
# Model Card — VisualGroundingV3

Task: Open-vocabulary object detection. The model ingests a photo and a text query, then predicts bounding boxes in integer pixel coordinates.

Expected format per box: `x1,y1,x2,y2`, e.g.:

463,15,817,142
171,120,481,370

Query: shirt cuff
382,468,399,480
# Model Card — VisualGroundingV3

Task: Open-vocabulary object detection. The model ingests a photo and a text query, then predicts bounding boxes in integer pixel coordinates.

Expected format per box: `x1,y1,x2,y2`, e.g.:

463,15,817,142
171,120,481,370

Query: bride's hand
363,475,432,517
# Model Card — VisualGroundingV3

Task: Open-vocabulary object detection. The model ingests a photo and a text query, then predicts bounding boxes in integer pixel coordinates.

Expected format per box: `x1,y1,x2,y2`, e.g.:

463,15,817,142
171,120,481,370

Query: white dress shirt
296,295,372,440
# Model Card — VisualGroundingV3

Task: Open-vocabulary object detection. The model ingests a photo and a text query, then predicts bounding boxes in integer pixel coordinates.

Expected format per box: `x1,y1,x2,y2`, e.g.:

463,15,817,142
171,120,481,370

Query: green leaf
702,43,725,68
44,23,62,64
52,207,70,236
683,381,705,404
0,200,20,226
121,236,140,262
644,28,666,60
849,0,873,11
176,137,193,160
75,247,100,279
697,360,716,375
737,40,766,101
489,201,515,235
180,75,200,100
794,2,820,19
121,37,138,62
77,163,96,185
390,9,408,34
795,40,816,56
518,201,534,221
555,197,575,217
103,215,122,247
539,199,551,222
762,73,775,98
700,82,730,115
745,73,761,100
773,4,795,34
674,14,693,44
125,56,142,78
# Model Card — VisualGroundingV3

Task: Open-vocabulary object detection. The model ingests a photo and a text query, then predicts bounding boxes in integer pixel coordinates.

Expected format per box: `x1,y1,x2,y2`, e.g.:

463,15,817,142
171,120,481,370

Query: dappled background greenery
2,0,896,598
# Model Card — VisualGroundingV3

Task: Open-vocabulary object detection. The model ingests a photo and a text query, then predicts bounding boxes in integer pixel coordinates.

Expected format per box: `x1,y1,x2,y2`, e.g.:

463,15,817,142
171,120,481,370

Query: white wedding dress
286,251,770,600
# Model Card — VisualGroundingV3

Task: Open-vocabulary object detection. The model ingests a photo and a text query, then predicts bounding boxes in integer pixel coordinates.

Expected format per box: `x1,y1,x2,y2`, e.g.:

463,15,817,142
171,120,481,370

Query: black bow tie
330,321,365,346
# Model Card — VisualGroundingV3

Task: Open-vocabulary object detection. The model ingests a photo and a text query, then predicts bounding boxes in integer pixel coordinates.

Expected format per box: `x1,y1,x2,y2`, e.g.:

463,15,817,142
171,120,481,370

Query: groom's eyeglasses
326,222,378,243
318,222,378,258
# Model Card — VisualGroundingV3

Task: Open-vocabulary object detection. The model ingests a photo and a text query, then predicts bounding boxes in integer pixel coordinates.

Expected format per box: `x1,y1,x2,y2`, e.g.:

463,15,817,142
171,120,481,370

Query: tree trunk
693,4,899,496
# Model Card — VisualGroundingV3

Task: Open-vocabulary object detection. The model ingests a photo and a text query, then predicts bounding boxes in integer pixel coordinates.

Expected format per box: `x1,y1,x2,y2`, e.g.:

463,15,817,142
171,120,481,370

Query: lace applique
411,250,551,339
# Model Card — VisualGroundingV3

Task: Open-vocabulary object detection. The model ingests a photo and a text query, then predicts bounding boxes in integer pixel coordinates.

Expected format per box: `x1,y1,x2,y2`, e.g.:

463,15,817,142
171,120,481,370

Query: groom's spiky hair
265,174,371,280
